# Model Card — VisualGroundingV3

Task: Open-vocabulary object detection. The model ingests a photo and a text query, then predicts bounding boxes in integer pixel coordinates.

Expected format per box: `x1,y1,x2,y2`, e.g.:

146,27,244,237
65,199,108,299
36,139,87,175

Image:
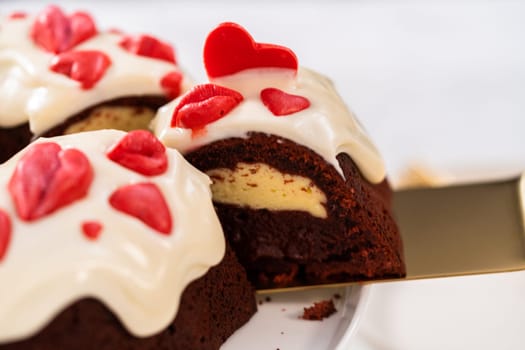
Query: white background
1,1,524,349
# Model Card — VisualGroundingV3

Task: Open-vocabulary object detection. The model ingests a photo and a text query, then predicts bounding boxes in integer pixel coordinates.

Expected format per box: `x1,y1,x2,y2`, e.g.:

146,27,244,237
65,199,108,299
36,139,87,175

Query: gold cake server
394,173,525,280
259,173,525,293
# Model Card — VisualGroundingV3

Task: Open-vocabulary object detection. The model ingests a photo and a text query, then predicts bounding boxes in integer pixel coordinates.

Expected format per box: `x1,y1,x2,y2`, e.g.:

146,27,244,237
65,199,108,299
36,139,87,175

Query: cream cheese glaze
152,67,386,184
0,130,225,343
0,13,191,133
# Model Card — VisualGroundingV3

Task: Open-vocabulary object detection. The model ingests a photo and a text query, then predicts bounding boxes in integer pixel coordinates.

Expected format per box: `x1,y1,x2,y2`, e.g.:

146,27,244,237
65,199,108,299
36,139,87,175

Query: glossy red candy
31,5,97,53
82,221,103,241
50,50,111,89
260,88,310,116
160,71,183,100
0,209,11,262
109,183,172,235
106,130,168,176
204,22,298,78
171,84,243,130
8,142,93,221
119,34,176,64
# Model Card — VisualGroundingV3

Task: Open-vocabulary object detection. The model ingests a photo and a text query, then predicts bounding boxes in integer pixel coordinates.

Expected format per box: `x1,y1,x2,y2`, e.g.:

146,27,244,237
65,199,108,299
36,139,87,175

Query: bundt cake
0,5,190,163
152,22,406,289
0,130,256,349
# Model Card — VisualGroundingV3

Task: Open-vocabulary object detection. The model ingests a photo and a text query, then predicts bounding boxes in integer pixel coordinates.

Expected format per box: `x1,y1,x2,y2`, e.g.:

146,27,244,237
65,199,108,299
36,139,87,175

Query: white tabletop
1,1,524,348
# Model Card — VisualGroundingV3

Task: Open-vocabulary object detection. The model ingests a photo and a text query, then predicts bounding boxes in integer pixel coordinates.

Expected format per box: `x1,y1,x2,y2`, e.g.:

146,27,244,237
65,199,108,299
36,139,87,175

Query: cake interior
40,96,169,138
186,132,406,289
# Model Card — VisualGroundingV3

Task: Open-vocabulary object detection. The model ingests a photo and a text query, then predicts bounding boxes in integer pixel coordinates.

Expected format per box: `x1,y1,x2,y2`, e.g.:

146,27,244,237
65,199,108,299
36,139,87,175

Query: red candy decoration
8,142,94,221
119,34,176,64
31,5,97,54
0,209,12,262
82,221,103,241
204,22,298,78
171,84,243,130
260,88,311,116
50,50,111,89
160,71,183,100
109,183,172,235
106,130,168,176
9,11,27,20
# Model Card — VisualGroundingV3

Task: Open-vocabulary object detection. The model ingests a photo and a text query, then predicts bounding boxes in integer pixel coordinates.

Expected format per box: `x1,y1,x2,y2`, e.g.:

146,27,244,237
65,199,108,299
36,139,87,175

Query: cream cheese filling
64,105,156,134
207,162,327,218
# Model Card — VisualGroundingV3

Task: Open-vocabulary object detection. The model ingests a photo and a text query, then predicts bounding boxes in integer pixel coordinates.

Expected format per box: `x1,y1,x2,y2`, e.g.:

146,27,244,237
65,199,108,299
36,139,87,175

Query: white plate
223,285,369,350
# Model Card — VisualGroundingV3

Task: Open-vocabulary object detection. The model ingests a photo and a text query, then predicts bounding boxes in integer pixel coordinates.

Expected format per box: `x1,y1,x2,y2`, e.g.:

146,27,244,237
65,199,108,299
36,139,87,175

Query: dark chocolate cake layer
185,132,406,289
0,123,32,164
0,245,256,350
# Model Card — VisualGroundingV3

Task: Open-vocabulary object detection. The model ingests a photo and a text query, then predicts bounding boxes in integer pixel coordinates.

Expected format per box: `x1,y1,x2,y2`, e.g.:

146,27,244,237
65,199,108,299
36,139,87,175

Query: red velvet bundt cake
0,5,190,163
0,130,256,349
152,23,406,289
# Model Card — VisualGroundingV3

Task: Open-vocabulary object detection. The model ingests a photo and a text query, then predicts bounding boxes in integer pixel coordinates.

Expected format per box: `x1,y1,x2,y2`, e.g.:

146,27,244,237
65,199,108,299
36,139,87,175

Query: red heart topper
8,142,94,222
260,88,310,116
82,221,103,241
160,71,183,100
106,130,168,176
0,209,11,262
119,34,177,64
50,50,112,89
109,183,172,235
204,22,298,78
31,5,97,54
9,11,27,20
171,84,243,131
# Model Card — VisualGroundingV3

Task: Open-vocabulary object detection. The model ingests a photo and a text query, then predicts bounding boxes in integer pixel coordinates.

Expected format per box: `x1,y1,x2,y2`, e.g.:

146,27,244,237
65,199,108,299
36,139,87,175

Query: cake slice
152,22,406,289
0,130,255,349
0,5,190,163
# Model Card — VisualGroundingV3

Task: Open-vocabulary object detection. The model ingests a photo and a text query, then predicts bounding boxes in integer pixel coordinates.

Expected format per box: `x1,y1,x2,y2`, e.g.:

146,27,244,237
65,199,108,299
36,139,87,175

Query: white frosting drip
0,130,225,343
0,14,191,133
152,67,386,183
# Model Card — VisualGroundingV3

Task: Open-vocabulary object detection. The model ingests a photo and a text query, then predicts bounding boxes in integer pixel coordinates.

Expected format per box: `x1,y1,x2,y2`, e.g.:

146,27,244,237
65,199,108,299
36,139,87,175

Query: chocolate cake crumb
265,296,272,302
301,299,337,320
333,293,341,300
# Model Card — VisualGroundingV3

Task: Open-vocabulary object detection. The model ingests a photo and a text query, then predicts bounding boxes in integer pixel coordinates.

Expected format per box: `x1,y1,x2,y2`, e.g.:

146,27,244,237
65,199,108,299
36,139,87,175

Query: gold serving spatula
395,173,525,280
259,173,525,293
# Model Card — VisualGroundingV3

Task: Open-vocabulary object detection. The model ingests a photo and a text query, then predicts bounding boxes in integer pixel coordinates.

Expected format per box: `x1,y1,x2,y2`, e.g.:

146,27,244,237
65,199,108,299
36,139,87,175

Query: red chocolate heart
0,209,11,262
106,130,168,176
260,88,310,116
171,84,243,131
160,71,183,100
50,50,112,89
8,142,94,221
9,11,27,20
82,221,103,241
31,5,97,53
109,183,172,235
204,22,298,78
119,34,176,64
